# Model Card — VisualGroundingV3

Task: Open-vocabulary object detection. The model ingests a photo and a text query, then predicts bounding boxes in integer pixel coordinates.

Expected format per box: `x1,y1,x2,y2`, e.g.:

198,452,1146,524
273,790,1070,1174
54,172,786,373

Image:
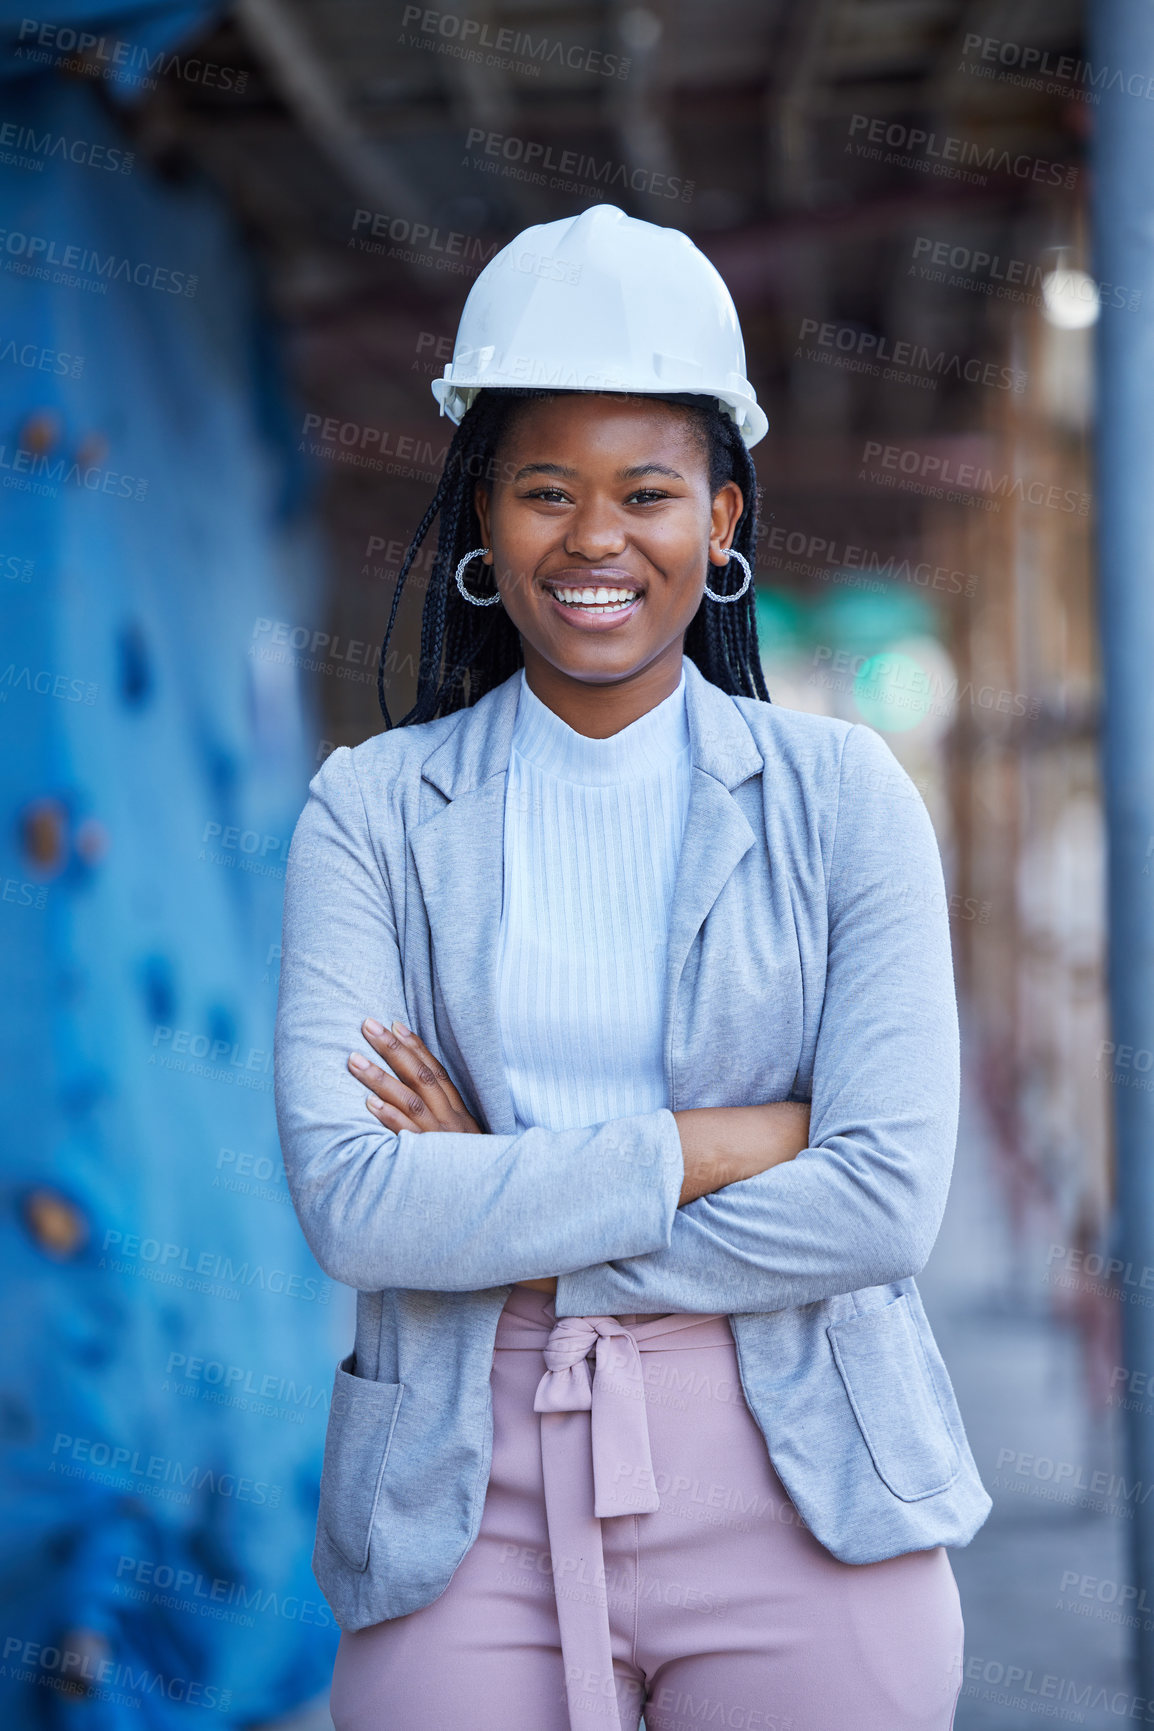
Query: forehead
496,392,707,463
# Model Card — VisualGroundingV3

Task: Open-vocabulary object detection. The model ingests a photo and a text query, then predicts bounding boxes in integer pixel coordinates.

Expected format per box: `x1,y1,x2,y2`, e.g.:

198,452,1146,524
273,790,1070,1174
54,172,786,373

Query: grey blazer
274,653,991,1632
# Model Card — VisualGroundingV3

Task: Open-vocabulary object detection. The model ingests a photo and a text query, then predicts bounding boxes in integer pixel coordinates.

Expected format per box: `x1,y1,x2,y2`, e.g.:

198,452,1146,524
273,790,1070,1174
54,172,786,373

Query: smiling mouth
543,582,643,616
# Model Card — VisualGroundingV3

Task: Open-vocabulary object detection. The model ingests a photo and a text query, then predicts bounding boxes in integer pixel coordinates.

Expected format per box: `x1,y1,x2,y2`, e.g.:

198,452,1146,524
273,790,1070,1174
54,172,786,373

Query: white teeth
551,585,640,607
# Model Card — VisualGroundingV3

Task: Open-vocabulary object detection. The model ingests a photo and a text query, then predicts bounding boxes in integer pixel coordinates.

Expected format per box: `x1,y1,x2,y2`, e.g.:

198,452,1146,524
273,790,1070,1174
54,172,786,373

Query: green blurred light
754,587,807,657
810,588,939,652
852,651,933,733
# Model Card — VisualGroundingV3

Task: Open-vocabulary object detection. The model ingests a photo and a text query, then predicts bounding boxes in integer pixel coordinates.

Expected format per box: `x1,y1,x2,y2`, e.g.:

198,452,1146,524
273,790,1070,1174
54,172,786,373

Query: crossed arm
346,1016,811,1295
275,727,959,1310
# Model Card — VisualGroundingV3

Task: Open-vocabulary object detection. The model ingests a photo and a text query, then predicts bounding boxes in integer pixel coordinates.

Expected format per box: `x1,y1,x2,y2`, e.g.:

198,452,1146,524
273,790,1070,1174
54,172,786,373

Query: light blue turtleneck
495,659,692,1136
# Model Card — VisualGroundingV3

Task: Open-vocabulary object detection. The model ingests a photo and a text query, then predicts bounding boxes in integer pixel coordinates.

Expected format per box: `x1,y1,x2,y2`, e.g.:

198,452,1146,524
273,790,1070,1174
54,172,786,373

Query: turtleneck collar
510,661,690,787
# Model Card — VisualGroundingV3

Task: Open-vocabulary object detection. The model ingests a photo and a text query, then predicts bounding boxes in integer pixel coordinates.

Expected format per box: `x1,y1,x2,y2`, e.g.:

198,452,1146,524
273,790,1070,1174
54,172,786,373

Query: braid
682,408,769,704
377,389,769,727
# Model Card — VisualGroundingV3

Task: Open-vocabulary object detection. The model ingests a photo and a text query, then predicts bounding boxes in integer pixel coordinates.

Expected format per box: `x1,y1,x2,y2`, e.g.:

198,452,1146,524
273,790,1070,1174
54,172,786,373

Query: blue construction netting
0,8,348,1725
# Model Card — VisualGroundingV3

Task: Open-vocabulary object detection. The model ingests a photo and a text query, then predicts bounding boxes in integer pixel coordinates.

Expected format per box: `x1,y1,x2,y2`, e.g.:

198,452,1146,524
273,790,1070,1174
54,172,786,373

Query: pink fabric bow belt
496,1301,730,1731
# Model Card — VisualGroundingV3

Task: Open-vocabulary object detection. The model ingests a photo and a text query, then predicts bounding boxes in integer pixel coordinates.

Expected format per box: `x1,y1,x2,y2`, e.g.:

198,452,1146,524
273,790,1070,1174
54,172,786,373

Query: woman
274,205,991,1731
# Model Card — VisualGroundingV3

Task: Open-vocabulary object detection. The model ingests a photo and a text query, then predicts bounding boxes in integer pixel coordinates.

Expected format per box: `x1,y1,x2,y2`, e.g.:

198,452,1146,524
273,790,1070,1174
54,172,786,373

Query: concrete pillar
1091,0,1154,1698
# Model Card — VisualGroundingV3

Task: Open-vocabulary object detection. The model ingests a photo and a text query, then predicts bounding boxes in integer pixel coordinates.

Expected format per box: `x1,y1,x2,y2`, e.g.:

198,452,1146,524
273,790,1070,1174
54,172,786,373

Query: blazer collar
419,654,763,800
408,657,764,1136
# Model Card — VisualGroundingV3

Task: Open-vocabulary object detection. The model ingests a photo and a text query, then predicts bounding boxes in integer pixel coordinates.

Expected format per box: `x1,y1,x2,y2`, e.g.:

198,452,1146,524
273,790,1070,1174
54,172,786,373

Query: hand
347,1022,554,1292
347,1019,483,1135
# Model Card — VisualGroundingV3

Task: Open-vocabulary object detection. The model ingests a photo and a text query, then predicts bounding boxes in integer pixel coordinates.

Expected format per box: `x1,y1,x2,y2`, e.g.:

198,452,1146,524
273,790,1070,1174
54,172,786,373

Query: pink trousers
331,1286,964,1731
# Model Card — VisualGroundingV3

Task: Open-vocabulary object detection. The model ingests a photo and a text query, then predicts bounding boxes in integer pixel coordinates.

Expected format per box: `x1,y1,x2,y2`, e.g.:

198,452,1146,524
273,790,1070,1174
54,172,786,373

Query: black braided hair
376,388,769,727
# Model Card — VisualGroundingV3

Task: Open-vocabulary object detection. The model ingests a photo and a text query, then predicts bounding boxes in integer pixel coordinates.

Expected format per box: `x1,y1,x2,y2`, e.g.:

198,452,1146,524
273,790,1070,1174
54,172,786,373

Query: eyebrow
619,463,686,482
512,461,687,483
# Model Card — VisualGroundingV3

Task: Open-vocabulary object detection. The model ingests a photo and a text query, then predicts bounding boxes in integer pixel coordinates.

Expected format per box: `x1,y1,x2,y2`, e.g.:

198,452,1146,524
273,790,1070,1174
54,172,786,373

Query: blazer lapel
663,662,763,1053
407,657,765,1135
408,674,522,1135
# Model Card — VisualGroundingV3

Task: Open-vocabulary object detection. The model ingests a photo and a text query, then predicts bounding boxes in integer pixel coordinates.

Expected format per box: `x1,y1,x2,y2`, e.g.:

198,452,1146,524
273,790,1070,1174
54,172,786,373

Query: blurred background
2,0,1147,1725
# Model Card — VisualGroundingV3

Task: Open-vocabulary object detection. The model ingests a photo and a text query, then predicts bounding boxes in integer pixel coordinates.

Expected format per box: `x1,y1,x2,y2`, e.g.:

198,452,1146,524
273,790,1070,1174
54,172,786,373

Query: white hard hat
431,204,768,448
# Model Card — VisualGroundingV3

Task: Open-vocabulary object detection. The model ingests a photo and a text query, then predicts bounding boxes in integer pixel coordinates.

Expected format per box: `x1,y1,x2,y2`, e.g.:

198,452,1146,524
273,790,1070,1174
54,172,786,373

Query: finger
347,1052,440,1128
365,1094,423,1134
385,1021,469,1114
361,1020,460,1122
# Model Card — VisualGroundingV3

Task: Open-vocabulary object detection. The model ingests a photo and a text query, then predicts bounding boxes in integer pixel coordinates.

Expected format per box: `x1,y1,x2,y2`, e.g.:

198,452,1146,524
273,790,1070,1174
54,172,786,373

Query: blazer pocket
319,1353,405,1572
828,1296,961,1502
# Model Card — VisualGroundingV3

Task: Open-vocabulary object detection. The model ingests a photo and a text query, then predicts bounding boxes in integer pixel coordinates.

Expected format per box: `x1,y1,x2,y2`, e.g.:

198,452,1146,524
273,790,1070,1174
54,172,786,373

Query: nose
562,495,628,562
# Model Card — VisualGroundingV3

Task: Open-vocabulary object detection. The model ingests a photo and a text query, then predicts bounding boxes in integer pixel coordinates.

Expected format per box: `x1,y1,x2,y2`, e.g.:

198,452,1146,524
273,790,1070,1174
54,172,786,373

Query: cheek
491,505,552,564
637,514,710,573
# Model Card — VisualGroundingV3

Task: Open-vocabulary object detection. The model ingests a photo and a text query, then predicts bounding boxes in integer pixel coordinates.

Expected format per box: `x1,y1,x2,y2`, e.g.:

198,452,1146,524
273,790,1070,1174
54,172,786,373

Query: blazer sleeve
553,722,960,1318
274,744,684,1292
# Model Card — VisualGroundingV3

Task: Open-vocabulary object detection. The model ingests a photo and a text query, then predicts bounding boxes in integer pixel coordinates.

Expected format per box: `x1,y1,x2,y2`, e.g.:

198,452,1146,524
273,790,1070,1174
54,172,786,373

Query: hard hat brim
430,377,768,449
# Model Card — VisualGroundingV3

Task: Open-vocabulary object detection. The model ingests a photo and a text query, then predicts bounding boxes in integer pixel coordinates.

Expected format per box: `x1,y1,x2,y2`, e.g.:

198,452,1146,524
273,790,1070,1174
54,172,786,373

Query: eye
626,487,672,505
522,486,571,504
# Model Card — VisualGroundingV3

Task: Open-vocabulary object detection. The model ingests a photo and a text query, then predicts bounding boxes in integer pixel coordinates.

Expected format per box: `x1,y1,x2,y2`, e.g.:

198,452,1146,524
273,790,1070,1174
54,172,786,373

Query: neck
520,640,686,738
